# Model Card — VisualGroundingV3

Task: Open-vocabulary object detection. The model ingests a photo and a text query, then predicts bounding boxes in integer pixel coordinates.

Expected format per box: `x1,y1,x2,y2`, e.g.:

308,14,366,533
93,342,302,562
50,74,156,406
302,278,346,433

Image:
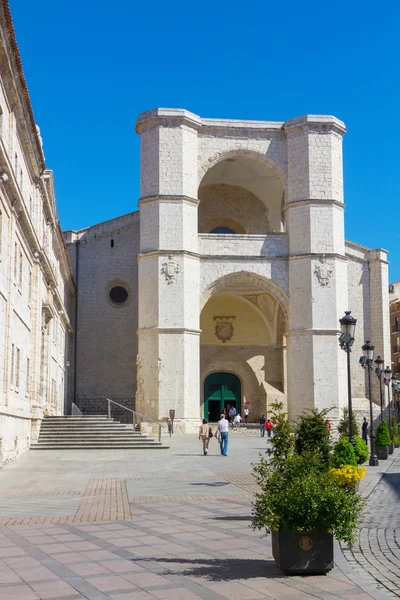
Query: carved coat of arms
213,316,236,343
314,256,333,287
161,256,179,284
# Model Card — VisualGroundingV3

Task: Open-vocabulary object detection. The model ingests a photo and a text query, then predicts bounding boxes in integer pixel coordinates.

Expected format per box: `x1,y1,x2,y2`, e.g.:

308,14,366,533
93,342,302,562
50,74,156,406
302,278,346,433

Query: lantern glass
339,311,357,338
362,341,374,361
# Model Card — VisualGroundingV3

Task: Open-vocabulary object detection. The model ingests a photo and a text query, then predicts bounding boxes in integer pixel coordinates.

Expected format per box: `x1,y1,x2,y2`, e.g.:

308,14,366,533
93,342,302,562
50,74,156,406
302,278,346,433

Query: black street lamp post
339,311,357,447
360,341,379,466
384,366,393,428
374,356,385,421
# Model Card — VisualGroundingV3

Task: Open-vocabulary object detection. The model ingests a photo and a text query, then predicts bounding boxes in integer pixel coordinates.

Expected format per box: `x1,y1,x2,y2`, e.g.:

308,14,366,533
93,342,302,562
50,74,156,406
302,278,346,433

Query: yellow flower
330,465,366,487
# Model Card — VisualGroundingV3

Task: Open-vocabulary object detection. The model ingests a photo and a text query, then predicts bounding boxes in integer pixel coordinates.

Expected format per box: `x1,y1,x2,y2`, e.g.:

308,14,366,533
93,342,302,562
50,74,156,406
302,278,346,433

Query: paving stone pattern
0,434,393,599
343,455,400,598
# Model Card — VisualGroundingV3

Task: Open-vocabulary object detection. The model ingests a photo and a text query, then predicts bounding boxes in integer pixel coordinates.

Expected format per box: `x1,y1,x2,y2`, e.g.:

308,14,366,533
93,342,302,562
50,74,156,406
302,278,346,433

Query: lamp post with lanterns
374,356,385,421
360,341,379,466
339,311,357,447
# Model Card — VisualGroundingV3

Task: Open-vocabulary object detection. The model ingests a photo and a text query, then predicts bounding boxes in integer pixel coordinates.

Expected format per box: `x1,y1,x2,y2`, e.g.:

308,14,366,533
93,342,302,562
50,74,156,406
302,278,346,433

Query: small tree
337,407,360,438
294,408,331,465
331,438,357,468
266,401,293,470
353,435,369,464
376,420,391,446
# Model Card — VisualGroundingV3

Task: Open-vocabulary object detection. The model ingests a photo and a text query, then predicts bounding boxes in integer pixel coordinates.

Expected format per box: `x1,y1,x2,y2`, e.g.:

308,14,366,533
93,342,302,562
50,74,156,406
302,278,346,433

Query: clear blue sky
10,0,400,281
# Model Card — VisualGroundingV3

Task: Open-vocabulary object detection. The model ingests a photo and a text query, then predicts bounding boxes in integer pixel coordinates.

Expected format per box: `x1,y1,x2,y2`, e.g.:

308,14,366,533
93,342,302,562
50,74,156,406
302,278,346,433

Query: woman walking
199,419,212,455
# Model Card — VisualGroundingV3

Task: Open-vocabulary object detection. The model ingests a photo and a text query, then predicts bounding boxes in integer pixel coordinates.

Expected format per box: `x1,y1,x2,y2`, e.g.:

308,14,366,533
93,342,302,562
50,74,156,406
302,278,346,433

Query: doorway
204,372,241,422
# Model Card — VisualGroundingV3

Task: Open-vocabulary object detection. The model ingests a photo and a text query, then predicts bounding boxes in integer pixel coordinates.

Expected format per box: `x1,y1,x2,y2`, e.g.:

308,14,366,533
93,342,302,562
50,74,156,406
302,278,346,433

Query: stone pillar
284,115,348,421
368,249,390,403
135,109,201,433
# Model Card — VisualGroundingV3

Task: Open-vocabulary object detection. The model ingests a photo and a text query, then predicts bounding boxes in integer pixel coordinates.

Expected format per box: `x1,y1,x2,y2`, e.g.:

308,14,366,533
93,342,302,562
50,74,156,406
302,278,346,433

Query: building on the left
0,1,75,463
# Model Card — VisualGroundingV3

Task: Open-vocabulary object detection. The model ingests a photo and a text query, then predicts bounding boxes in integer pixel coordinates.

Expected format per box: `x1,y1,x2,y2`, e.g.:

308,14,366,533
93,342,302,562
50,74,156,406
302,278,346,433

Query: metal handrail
71,402,83,416
106,398,161,443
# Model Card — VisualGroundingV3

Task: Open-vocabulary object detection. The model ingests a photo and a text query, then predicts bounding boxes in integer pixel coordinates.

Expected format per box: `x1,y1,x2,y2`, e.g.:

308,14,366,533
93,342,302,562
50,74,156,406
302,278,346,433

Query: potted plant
252,403,364,575
353,435,369,464
376,420,391,459
391,417,399,449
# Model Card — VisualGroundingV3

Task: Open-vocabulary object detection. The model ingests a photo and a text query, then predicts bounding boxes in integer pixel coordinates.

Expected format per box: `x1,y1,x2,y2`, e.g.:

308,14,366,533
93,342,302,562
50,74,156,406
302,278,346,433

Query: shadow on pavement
213,515,253,521
190,482,230,487
381,472,400,496
136,557,283,580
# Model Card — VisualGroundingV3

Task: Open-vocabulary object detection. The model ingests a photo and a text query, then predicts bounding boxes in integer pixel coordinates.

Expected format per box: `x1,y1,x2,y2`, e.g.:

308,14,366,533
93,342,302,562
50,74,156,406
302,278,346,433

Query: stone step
37,416,166,450
32,444,166,449
38,436,152,441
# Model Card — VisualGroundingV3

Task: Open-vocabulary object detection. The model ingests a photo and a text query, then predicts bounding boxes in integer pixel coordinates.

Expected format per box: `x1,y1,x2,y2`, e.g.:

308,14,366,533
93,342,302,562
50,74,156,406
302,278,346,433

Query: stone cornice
136,108,202,134
284,199,345,211
137,249,200,260
138,194,199,207
283,114,346,136
137,327,201,336
289,253,347,261
286,329,341,338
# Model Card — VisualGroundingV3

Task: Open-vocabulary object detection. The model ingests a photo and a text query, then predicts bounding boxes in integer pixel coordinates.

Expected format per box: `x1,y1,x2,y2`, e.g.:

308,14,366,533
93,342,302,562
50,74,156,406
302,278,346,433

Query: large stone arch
198,148,287,193
200,270,289,323
200,346,266,421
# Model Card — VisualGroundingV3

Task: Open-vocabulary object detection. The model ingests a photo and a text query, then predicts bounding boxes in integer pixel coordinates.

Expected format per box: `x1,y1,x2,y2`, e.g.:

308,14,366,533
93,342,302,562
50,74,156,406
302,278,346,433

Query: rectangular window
10,344,14,386
14,241,17,280
26,357,30,394
29,196,32,215
16,347,20,389
14,153,18,174
19,251,22,288
19,168,23,189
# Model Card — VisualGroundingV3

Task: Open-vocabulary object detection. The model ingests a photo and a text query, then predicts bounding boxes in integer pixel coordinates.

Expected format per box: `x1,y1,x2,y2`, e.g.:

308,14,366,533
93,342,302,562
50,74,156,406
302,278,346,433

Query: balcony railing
393,347,400,355
392,324,400,333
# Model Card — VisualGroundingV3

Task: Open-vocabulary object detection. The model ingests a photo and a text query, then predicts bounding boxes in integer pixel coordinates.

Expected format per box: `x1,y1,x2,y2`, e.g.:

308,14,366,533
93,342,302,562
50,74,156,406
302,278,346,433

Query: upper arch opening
198,155,285,234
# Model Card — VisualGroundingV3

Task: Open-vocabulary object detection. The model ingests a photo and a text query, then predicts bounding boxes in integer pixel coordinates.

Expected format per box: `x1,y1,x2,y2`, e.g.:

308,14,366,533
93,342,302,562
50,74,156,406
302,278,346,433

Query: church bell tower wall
284,116,348,420
136,110,201,432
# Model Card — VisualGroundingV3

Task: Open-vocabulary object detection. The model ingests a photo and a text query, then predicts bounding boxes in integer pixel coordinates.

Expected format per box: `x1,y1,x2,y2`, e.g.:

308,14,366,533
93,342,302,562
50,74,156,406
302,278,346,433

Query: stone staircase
32,416,168,450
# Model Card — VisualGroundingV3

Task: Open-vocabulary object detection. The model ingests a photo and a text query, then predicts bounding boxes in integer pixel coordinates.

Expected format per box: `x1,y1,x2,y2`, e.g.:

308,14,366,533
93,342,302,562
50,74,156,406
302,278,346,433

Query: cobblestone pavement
0,434,392,599
343,453,400,599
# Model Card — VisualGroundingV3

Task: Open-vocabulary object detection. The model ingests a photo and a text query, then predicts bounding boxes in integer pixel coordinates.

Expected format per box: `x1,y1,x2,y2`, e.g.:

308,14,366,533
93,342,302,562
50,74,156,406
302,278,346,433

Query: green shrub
265,401,293,471
393,433,399,445
376,420,391,446
397,423,400,436
294,408,331,465
331,438,357,468
252,454,365,545
337,407,360,438
391,416,397,442
353,435,369,464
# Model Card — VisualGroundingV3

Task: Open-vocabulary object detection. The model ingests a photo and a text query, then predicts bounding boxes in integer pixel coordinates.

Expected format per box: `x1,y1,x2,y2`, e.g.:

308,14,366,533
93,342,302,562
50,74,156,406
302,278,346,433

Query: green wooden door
204,372,241,421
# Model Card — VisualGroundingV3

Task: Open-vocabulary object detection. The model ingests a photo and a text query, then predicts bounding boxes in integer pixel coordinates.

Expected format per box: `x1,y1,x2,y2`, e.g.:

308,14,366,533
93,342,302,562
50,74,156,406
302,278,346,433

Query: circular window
108,285,129,305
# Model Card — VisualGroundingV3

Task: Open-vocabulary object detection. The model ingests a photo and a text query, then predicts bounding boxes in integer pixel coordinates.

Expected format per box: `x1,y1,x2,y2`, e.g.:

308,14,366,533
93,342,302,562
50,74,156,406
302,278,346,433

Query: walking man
362,417,368,444
265,418,273,438
228,405,236,424
217,413,229,456
259,414,266,437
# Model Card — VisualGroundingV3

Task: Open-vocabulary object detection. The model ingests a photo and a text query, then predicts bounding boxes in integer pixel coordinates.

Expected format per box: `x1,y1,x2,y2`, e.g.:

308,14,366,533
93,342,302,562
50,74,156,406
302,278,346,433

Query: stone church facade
64,108,390,432
0,1,74,463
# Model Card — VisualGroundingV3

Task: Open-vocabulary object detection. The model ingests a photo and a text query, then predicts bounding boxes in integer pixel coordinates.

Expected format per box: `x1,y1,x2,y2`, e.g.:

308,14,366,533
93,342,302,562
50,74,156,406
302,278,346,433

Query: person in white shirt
233,414,242,430
217,414,229,456
244,407,249,424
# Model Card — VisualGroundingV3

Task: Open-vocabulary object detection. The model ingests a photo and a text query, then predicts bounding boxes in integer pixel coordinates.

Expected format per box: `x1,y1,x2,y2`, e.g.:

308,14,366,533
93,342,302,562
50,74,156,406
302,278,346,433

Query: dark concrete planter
271,530,334,575
389,443,394,454
395,443,400,449
376,445,389,459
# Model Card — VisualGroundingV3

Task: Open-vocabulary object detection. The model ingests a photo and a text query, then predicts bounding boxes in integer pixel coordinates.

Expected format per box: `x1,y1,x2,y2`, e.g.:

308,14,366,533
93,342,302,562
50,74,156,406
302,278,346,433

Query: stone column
284,115,348,421
135,109,201,433
368,249,390,403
